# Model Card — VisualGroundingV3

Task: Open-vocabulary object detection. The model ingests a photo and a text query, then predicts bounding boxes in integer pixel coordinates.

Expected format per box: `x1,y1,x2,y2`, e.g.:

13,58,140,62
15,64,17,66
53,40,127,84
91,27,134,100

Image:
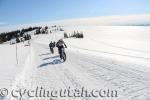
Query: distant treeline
0,27,39,44
64,31,84,39
34,26,64,35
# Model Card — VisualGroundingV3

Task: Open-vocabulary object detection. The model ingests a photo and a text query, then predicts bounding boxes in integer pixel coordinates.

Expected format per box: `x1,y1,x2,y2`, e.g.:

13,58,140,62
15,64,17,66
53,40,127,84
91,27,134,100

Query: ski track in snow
6,40,150,100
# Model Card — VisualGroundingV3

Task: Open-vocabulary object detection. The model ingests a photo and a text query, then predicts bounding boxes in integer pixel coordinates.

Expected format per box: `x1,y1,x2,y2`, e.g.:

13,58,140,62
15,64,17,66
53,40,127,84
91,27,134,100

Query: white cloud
0,14,150,33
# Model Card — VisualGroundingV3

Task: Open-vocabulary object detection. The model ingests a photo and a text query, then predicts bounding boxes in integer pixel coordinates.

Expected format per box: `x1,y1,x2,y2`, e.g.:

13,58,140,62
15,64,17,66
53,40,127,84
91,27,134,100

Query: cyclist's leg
50,48,52,53
52,48,54,54
59,48,62,59
52,48,54,53
61,48,66,61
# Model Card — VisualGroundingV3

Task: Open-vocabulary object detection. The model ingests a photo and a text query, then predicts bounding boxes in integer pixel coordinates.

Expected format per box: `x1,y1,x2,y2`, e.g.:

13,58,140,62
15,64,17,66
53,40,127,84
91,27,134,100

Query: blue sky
0,0,150,25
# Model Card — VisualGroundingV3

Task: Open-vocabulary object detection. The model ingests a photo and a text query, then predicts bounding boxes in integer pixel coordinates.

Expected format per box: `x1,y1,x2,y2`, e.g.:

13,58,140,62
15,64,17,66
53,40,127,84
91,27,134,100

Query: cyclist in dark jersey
56,39,67,60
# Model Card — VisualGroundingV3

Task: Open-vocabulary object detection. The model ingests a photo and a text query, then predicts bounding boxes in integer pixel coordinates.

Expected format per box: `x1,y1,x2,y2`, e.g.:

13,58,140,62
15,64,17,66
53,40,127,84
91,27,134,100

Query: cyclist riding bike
49,41,54,54
56,39,67,61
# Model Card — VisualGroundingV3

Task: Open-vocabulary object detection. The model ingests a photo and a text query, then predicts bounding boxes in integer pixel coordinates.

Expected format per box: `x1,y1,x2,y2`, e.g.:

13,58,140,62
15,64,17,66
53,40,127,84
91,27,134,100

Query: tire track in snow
9,41,150,100
69,45,150,61
32,43,91,100
69,50,150,100
89,37,150,54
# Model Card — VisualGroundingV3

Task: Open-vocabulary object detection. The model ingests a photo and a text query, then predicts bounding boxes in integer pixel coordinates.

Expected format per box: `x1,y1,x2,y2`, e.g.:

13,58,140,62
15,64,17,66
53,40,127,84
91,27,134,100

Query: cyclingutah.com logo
0,86,118,100
0,88,8,98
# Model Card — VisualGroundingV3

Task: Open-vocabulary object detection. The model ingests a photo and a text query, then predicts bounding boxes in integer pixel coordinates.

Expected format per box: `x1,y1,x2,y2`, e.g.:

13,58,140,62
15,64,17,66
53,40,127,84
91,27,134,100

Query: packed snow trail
6,40,150,100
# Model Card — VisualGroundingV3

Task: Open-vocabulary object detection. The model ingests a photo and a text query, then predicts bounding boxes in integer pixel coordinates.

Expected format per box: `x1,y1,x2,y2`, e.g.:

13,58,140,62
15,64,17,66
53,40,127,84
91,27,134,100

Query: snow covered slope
1,16,150,100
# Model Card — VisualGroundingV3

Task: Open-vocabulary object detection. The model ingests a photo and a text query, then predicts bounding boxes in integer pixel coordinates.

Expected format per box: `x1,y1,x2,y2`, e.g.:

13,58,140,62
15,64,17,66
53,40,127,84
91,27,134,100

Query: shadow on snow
38,55,63,68
38,59,63,68
39,53,50,56
42,55,59,60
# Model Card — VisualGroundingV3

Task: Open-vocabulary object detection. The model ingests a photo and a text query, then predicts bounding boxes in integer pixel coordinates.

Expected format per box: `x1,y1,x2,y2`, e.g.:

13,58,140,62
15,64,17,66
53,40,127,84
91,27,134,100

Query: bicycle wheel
62,52,66,62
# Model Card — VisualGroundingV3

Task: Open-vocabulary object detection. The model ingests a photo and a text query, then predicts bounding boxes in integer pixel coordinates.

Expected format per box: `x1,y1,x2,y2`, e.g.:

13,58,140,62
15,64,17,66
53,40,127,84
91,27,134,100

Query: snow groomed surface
0,26,150,100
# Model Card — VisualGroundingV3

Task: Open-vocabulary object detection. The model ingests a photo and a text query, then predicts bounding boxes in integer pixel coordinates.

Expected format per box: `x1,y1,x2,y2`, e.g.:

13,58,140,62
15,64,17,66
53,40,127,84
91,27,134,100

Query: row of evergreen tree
15,34,31,43
64,31,84,39
0,25,64,44
35,26,51,35
35,26,64,35
0,26,39,44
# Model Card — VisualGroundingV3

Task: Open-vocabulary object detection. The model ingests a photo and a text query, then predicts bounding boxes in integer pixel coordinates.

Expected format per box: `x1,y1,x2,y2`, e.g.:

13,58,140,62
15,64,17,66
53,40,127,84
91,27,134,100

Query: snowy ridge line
89,37,150,54
69,45,150,60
